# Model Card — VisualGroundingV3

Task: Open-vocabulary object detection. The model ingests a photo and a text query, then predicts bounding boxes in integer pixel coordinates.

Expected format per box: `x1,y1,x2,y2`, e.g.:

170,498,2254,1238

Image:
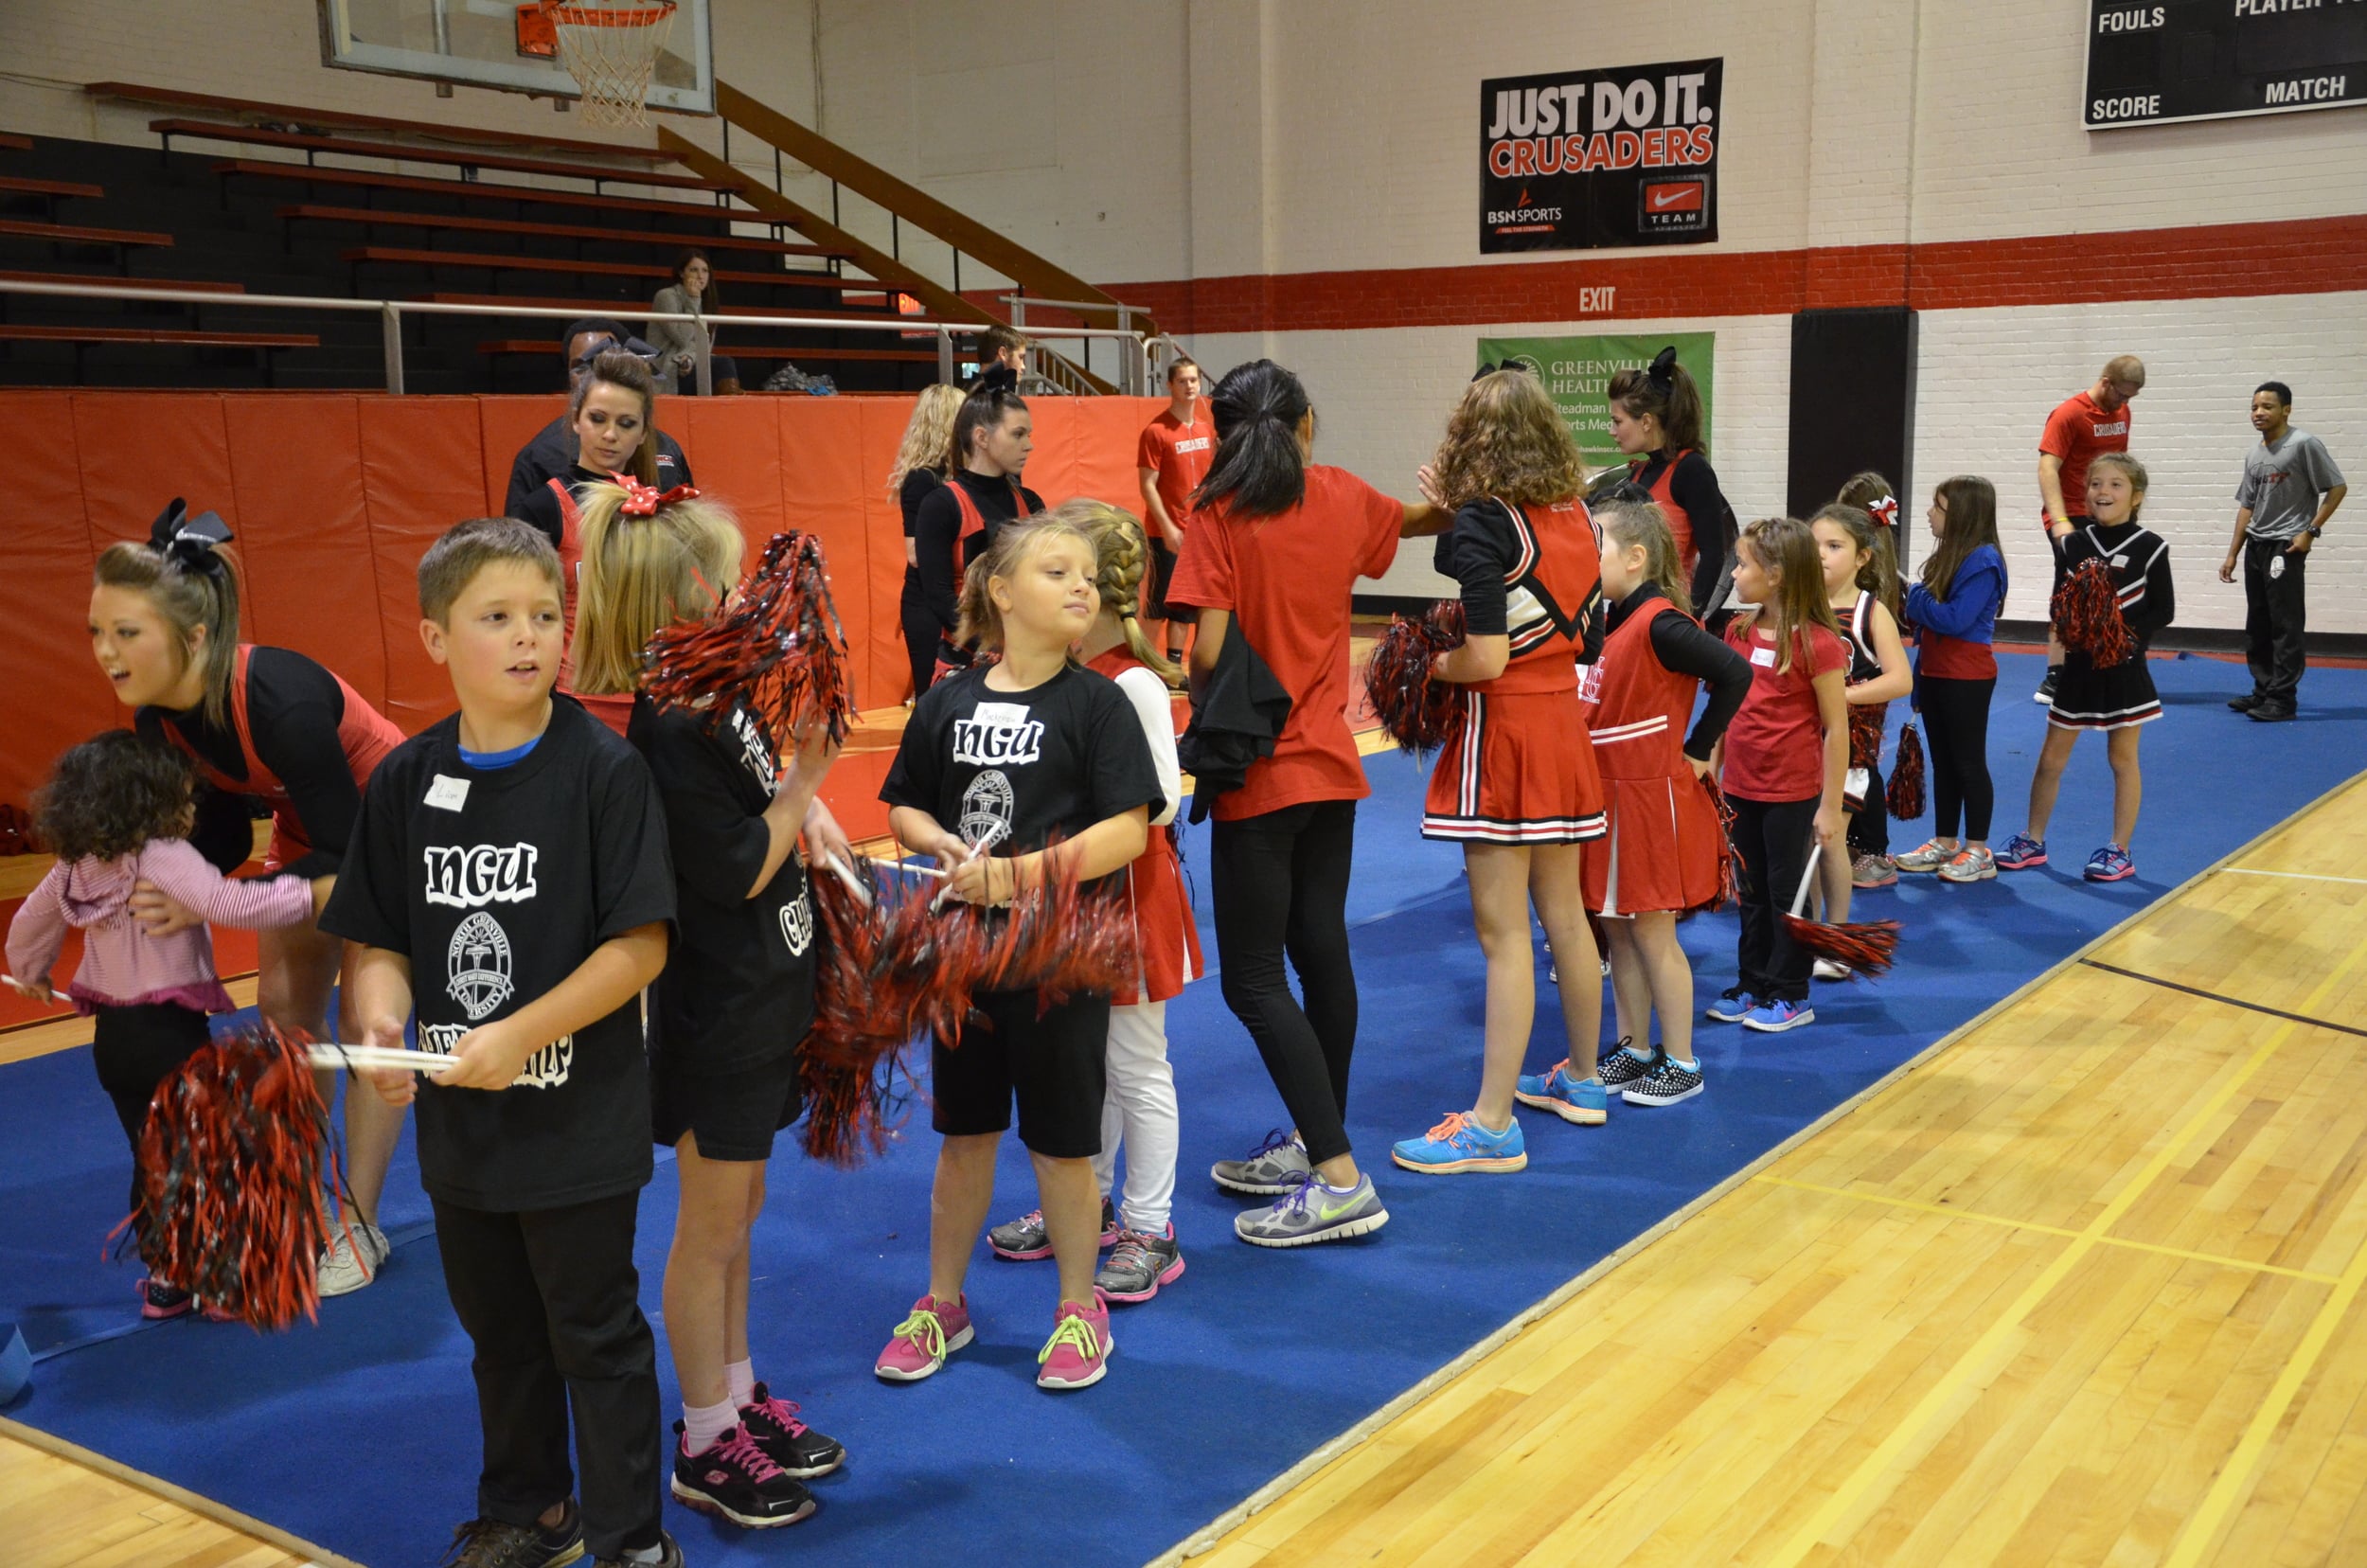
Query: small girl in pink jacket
6,731,327,1320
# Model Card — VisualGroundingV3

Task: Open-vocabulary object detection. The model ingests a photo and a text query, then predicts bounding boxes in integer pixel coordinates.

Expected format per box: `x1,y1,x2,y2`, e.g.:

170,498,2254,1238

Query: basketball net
541,0,676,127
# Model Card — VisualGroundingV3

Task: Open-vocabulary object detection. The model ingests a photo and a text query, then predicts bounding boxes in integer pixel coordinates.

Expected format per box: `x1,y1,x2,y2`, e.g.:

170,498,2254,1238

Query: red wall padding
1,392,1164,815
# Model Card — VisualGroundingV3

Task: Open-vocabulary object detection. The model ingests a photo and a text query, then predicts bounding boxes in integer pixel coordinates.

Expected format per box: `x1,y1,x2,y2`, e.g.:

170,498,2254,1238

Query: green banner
1475,331,1715,474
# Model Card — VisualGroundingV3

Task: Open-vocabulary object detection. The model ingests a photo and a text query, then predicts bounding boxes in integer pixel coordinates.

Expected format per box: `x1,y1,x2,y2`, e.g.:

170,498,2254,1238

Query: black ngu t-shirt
322,697,676,1212
882,664,1166,880
629,694,816,1073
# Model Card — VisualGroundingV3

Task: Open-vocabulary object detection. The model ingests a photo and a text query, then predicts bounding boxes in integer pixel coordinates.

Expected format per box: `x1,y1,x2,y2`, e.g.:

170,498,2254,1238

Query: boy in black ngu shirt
323,518,680,1568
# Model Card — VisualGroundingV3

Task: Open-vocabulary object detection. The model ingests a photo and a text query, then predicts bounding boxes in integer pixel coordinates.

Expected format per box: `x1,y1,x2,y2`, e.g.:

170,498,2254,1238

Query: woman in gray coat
649,249,741,395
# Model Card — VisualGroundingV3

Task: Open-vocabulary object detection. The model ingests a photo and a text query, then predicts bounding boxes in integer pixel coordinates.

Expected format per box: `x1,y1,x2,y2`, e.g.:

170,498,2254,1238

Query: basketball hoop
539,0,676,126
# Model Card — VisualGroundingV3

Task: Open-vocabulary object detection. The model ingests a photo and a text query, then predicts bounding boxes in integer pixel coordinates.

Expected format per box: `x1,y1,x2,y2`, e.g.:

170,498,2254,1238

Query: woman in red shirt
1165,360,1449,1249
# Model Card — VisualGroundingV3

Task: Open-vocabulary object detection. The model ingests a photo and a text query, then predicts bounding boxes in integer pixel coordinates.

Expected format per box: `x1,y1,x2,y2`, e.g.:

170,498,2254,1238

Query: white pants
1092,1000,1179,1235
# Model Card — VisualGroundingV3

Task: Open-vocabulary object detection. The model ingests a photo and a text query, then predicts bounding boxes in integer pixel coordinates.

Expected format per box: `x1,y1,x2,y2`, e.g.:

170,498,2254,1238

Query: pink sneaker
1036,1291,1113,1391
874,1293,973,1382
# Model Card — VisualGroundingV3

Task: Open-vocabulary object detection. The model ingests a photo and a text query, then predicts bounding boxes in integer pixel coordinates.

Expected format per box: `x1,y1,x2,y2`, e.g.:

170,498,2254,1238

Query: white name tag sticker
1750,645,1777,668
971,701,1031,726
425,775,472,812
2110,554,2128,567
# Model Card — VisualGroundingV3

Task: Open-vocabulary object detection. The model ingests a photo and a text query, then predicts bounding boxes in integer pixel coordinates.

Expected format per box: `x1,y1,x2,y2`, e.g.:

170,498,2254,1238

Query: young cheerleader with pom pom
1895,476,2007,882
5,732,329,1321
1522,504,1750,1114
1808,503,1912,960
987,501,1202,1303
571,480,855,1529
1385,367,1610,1173
1706,518,1850,1033
875,516,1166,1393
1997,453,2174,882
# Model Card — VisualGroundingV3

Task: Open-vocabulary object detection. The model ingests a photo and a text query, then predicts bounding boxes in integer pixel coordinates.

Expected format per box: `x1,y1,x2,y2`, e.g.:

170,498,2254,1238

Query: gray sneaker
317,1221,389,1298
1211,1130,1312,1196
1234,1174,1390,1248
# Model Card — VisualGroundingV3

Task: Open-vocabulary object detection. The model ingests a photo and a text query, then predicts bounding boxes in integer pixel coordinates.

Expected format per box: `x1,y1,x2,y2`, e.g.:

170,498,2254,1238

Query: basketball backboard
318,0,714,116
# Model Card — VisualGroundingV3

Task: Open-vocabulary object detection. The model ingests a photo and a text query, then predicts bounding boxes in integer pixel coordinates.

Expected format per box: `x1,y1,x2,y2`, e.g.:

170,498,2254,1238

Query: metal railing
1001,294,1161,395
0,278,1153,395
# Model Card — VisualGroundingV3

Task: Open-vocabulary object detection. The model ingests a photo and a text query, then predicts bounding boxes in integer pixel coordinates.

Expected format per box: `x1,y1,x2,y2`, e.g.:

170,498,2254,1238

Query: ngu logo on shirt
952,702,1044,766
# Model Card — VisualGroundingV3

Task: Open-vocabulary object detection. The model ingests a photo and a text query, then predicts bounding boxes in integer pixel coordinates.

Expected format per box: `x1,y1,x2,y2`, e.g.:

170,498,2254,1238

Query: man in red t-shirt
2034,353,2145,704
1137,357,1213,662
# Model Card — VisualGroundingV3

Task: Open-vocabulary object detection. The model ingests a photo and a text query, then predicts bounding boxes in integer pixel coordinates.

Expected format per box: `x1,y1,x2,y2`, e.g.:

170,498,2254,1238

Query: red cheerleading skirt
1581,774,1726,916
1421,688,1606,845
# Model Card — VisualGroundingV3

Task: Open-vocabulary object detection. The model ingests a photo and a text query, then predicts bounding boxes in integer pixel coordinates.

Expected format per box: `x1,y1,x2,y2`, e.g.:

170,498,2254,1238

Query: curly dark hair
34,731,197,864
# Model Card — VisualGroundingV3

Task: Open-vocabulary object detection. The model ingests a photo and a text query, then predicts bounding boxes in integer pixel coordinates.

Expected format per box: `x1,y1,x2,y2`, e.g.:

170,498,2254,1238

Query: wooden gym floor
12,739,2367,1565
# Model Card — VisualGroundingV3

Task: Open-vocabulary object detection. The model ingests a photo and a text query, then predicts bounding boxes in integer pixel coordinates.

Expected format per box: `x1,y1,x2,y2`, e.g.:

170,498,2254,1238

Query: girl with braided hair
986,502,1201,1304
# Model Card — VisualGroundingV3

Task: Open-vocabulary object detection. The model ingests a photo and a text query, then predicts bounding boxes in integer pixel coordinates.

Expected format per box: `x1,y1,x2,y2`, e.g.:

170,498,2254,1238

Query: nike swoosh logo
1318,1198,1361,1221
1652,190,1695,208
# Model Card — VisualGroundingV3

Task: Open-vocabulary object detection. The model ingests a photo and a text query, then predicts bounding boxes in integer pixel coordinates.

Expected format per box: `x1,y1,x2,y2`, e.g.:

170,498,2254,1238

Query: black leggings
899,580,938,702
1920,676,1997,841
92,1003,212,1234
1209,799,1360,1167
1730,795,1819,1005
1846,759,1888,857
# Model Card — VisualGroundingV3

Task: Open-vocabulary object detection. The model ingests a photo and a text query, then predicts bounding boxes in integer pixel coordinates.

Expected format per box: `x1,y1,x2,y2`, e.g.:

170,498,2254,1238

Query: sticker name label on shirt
2111,555,2128,567
952,703,1045,766
424,775,472,812
1750,645,1777,668
423,844,542,908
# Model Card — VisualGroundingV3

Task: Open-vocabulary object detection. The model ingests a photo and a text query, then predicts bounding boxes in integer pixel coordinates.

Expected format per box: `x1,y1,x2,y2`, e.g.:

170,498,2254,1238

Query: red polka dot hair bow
619,477,702,517
1867,495,1899,528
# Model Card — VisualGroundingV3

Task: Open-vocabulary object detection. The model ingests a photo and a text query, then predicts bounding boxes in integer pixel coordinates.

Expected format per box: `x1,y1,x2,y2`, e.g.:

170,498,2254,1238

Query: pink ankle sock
682,1396,737,1455
725,1358,756,1408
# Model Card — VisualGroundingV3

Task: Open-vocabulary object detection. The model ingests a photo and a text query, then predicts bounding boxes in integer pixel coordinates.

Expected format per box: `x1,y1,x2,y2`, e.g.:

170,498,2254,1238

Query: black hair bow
1472,360,1536,382
1646,346,1679,388
149,498,235,574
973,363,1020,395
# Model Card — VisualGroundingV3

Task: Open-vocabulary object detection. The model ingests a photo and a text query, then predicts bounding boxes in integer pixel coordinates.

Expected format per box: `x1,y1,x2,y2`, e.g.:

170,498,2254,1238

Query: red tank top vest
947,475,1032,581
1472,496,1603,697
166,645,404,852
1577,599,1724,914
1086,645,1201,1006
1630,449,1699,577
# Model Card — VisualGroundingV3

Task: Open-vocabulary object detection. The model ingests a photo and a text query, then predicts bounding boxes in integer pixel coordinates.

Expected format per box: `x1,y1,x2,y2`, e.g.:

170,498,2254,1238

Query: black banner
2086,2,2367,129
1479,58,1722,254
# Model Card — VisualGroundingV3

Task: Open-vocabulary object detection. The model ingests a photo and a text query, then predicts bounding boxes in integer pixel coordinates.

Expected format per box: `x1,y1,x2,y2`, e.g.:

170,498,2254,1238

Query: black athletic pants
1731,795,1819,1005
431,1190,663,1559
899,577,939,702
2243,535,2309,704
1209,799,1361,1167
1920,676,1997,841
91,1002,211,1231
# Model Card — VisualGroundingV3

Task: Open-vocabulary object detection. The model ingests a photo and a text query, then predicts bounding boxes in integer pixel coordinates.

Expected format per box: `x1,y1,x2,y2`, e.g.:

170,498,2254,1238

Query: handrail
0,279,1147,395
996,294,1148,316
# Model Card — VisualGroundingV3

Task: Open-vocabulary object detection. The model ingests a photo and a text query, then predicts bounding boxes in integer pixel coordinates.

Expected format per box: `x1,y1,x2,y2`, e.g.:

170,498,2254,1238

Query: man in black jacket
502,317,694,517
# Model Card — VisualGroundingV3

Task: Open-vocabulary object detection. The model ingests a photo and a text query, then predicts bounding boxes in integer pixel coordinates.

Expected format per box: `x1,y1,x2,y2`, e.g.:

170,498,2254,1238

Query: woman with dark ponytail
1608,347,1736,617
1164,360,1451,1249
911,383,1044,682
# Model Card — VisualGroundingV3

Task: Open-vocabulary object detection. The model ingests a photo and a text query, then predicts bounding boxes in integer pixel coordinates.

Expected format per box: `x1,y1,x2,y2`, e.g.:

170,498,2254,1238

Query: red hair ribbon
1867,495,1899,528
619,477,702,517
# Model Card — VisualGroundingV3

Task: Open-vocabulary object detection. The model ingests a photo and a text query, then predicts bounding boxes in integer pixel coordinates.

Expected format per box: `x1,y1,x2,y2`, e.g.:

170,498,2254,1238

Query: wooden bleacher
87,81,671,163
0,325,313,347
0,134,30,153
0,267,243,294
0,217,172,249
343,246,867,293
280,205,850,264
151,120,723,193
0,176,104,201
213,160,769,224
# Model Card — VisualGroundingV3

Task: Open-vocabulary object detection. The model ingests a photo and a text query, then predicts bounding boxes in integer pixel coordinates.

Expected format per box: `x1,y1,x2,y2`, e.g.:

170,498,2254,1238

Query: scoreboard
2086,1,2367,129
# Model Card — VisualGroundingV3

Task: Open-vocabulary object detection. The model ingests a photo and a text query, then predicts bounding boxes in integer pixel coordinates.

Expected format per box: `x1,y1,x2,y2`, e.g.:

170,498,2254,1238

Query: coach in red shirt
2034,353,2144,704
1138,356,1214,663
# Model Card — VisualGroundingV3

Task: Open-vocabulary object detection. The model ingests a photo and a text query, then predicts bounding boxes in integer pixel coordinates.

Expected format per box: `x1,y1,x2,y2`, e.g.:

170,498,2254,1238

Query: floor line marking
2221,866,2367,886
1762,919,2367,1568
2079,959,2367,1041
1753,1175,2343,1284
2162,1223,2367,1566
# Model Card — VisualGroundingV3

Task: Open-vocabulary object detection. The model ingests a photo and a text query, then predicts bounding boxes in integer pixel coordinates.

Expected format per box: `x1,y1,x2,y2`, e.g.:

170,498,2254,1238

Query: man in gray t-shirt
2221,380,2348,719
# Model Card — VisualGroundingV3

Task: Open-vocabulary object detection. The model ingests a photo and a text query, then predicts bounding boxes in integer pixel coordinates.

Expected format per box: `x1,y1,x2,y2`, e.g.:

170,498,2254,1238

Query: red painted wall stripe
1094,213,2367,336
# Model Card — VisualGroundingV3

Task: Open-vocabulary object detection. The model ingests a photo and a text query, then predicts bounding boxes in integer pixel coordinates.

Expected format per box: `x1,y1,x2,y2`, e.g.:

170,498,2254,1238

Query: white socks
724,1357,756,1408
681,1394,737,1456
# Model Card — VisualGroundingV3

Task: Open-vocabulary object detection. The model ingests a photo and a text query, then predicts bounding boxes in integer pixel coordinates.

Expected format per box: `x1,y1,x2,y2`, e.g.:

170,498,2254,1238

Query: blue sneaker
1994,833,2047,870
1703,987,1753,1023
1390,1111,1529,1173
2085,845,2135,882
1742,997,1814,1033
1513,1063,1610,1125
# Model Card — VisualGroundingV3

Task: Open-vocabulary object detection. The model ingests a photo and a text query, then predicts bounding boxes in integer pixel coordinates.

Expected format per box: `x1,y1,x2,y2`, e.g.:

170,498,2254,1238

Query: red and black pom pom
1886,720,1926,820
122,1021,350,1330
2052,557,2136,667
1365,599,1468,756
1698,776,1743,914
642,530,859,748
1846,701,1886,772
1781,908,1902,976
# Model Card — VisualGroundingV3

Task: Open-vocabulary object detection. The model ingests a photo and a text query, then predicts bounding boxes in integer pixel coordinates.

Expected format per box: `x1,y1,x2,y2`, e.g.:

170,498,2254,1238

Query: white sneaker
317,1221,389,1297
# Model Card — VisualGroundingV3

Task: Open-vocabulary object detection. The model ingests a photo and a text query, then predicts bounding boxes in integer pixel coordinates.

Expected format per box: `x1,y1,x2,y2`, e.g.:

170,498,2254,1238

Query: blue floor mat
2,650,2358,1567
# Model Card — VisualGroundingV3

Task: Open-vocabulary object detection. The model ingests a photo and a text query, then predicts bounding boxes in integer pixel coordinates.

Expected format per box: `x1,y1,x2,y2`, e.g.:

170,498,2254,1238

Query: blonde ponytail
1046,499,1184,686
572,480,745,695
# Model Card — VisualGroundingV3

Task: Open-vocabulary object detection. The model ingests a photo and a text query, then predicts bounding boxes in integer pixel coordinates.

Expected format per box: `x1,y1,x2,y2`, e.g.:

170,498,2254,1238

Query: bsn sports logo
952,702,1044,767
423,844,540,908
447,911,514,1022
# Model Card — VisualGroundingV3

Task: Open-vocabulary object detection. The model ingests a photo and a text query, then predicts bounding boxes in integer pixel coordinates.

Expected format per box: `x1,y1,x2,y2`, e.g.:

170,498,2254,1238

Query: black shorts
651,1050,802,1163
1148,541,1181,622
929,988,1109,1158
